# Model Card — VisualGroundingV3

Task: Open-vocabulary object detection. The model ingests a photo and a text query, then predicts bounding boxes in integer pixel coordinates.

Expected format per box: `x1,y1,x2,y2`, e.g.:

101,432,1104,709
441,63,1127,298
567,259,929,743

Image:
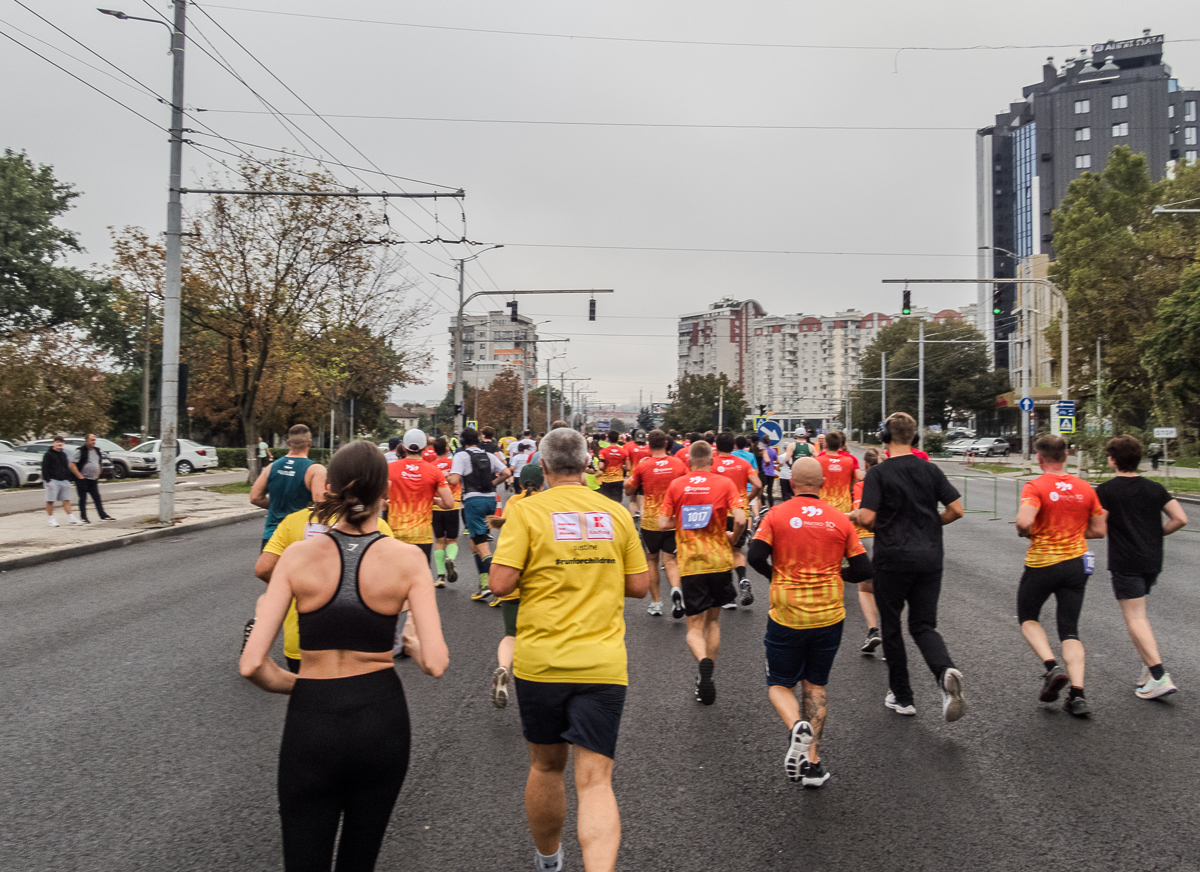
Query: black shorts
500,599,520,637
1111,571,1158,600
1017,558,1088,642
681,571,736,615
514,678,627,759
639,528,676,555
764,618,843,687
414,542,433,560
431,510,460,540
726,516,748,549
598,481,624,503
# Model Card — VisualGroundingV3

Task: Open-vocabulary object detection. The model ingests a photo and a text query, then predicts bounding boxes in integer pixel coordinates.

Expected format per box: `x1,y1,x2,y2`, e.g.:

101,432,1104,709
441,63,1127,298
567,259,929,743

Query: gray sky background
4,1,1197,408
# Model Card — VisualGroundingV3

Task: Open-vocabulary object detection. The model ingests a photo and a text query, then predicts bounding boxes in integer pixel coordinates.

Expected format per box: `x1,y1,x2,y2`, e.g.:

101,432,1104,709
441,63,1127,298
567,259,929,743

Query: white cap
403,428,426,451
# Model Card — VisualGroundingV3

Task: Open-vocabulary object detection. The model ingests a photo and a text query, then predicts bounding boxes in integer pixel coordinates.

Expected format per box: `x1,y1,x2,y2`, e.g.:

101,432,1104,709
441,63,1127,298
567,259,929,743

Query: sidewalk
0,486,264,570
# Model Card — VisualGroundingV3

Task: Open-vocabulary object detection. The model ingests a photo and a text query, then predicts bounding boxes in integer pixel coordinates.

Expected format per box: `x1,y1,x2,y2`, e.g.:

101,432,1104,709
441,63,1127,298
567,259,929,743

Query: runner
448,428,513,601
625,430,689,617
383,436,401,463
499,429,516,455
479,426,503,458
748,457,872,787
776,437,796,501
487,428,650,872
239,440,448,872
758,438,779,510
857,413,966,721
388,429,455,594
251,424,328,549
485,463,546,707
848,447,883,655
1015,434,1106,716
431,437,462,586
659,441,745,705
1096,435,1189,699
421,436,438,464
596,430,628,504
815,431,859,513
624,433,652,521
712,432,762,608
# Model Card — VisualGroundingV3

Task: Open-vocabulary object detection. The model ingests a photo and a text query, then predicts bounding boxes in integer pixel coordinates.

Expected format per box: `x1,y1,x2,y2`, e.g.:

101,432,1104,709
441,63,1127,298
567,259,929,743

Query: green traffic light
992,307,1002,314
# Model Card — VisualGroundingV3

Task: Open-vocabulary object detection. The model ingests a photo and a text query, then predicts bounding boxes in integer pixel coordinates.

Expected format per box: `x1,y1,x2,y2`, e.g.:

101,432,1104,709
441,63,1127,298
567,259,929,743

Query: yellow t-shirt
493,489,534,602
491,485,648,685
263,508,396,660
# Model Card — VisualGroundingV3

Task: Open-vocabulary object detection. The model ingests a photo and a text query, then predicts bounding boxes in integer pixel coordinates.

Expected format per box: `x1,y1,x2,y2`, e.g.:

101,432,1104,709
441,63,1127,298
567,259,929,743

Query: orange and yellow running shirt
625,442,652,467
660,471,741,576
1020,473,1102,568
627,454,689,531
597,444,628,483
712,452,755,511
851,480,873,539
753,496,864,630
421,446,437,464
388,457,448,544
433,455,460,510
817,452,856,513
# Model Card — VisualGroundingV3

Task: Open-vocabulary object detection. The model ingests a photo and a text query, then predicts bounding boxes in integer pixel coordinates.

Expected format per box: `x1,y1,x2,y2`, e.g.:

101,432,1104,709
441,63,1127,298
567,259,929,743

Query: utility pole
718,384,724,431
546,356,552,434
141,294,152,438
881,352,887,422
1096,337,1102,429
917,320,925,450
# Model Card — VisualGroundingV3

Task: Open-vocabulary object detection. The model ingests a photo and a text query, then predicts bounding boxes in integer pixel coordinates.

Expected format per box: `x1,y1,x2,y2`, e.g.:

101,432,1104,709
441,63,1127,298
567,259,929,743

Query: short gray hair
539,428,589,476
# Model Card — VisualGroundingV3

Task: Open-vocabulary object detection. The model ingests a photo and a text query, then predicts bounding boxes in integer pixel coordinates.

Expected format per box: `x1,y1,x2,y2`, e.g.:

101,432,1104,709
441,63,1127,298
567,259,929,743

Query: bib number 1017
681,504,714,530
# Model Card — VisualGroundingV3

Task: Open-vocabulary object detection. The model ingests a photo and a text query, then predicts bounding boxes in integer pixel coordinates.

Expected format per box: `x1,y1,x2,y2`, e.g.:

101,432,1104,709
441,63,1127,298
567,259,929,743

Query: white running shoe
491,666,509,709
67,514,83,526
1138,665,1151,688
47,516,59,527
885,692,916,716
722,601,738,610
941,668,966,722
1136,673,1178,700
784,720,813,782
647,601,663,616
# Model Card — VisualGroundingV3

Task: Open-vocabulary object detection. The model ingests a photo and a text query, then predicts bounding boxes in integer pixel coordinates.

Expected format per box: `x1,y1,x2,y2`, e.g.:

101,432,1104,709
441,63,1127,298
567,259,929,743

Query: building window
1168,104,1176,118
1075,127,1091,141
1074,99,1090,114
1111,94,1128,110
1075,154,1092,169
1187,151,1198,164
1112,122,1129,137
1187,101,1198,122
1186,128,1199,146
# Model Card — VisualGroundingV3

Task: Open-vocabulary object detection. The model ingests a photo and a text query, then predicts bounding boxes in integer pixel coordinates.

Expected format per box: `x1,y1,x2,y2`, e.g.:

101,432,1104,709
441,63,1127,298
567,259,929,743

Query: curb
0,509,266,573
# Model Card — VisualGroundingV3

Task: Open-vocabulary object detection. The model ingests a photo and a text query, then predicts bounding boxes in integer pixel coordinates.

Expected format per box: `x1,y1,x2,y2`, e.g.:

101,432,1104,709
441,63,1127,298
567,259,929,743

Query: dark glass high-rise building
976,32,1198,367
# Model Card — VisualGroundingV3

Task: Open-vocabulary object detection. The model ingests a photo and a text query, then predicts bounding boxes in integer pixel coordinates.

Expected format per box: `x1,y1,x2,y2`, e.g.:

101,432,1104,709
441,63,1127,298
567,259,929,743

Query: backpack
463,448,495,495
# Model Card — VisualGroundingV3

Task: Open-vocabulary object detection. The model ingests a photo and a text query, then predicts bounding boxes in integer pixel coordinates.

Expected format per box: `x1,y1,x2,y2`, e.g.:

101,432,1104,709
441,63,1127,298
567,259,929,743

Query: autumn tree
477,367,528,432
0,328,112,439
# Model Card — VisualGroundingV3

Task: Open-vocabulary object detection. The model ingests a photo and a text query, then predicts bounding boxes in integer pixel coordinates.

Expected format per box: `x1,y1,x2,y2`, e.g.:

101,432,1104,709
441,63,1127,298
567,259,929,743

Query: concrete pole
917,320,925,450
881,352,887,422
546,356,552,434
453,259,465,434
522,344,528,432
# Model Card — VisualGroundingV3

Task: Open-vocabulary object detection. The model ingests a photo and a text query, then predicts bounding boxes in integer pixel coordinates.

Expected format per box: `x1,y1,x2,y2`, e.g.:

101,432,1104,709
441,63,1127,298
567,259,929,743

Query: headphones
879,415,894,445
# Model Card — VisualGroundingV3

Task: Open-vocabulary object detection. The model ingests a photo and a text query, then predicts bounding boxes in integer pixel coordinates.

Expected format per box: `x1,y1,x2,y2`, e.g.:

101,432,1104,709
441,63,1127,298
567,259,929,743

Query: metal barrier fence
944,474,1003,521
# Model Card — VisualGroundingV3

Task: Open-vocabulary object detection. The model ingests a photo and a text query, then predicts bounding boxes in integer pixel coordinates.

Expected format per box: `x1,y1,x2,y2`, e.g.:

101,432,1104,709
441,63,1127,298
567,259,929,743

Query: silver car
0,450,44,489
968,437,1012,457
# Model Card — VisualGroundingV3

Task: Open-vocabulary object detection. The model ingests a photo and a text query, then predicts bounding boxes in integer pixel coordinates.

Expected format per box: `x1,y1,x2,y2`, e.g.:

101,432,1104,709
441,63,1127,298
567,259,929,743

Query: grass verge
207,481,252,494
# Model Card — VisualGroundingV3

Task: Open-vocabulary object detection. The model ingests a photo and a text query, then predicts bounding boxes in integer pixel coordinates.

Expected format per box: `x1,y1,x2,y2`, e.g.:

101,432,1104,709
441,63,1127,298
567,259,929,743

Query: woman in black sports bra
240,440,448,871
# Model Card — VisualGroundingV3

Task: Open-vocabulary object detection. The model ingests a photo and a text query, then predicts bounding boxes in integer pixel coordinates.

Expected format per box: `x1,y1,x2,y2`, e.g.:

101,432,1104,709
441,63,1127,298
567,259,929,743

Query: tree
1141,264,1200,432
636,407,654,430
0,328,112,440
663,373,747,433
477,368,527,432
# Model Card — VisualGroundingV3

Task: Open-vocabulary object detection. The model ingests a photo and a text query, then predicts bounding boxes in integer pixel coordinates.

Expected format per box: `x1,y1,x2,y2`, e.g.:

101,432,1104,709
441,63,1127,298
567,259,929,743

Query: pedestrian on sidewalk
41,435,81,527
69,433,114,523
257,437,273,470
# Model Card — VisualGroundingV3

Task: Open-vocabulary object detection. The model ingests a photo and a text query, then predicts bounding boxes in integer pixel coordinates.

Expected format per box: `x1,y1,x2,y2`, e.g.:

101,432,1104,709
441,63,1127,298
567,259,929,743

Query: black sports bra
297,530,397,653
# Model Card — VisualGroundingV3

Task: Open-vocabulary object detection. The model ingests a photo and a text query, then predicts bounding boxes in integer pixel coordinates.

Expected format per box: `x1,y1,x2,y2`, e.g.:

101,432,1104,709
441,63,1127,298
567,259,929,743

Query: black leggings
279,668,411,872
779,479,794,501
1017,558,1088,642
761,476,775,508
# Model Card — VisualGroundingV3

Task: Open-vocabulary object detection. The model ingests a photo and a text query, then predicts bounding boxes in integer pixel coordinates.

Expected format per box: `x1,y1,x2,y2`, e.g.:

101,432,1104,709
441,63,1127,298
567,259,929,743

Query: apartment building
676,297,766,390
447,310,539,392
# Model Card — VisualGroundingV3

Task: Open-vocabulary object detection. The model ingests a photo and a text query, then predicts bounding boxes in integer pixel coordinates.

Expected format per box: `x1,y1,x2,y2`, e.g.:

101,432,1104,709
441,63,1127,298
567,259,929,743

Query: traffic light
588,298,596,321
507,300,519,323
902,289,912,316
992,284,1003,316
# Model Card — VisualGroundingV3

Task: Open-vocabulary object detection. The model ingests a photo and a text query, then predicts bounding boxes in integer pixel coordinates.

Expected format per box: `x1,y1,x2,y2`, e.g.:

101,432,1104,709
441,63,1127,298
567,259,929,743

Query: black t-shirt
1096,475,1171,575
479,440,502,457
860,455,961,573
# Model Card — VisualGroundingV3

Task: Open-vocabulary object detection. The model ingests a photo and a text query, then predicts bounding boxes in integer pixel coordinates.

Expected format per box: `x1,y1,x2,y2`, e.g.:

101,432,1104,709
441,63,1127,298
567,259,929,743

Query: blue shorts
764,618,844,688
462,497,494,544
514,678,627,759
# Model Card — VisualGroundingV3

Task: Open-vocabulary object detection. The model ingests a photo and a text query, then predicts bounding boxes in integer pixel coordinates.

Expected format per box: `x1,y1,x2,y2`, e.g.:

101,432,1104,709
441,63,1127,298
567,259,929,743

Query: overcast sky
4,1,1197,408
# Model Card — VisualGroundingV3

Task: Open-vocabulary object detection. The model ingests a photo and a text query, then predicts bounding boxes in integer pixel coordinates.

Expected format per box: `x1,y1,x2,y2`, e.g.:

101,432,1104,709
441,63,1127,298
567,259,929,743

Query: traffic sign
597,419,610,431
753,415,770,431
1018,397,1034,412
1154,427,1178,439
1057,416,1076,434
466,419,478,430
757,420,783,446
1057,400,1076,417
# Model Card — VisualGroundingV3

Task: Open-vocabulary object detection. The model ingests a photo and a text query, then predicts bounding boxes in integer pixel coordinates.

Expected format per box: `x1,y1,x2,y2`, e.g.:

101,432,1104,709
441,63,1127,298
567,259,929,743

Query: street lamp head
98,8,130,18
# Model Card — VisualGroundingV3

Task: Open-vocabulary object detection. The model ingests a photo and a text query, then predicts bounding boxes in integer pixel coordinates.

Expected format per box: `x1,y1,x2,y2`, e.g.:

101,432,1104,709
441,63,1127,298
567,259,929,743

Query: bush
923,430,946,453
216,447,246,468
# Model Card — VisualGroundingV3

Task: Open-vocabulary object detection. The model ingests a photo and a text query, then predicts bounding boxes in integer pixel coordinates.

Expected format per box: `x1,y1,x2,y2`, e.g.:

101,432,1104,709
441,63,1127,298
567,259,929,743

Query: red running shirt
711,452,755,510
597,444,628,483
433,456,460,510
817,453,856,513
388,458,448,545
627,454,688,531
1020,473,1102,568
660,471,741,576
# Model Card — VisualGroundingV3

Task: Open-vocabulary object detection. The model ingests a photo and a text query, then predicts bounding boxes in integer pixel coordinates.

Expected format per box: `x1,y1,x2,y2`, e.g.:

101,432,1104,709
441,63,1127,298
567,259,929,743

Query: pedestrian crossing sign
467,420,478,430
1057,416,1075,434
753,415,770,431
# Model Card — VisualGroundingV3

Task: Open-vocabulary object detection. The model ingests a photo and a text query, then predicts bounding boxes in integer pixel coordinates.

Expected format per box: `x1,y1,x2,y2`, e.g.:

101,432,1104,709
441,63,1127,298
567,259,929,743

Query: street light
452,245,504,434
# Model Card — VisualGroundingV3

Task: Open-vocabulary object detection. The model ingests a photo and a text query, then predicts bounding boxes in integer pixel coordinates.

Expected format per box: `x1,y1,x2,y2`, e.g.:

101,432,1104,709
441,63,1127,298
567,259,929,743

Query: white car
129,438,219,475
0,450,44,489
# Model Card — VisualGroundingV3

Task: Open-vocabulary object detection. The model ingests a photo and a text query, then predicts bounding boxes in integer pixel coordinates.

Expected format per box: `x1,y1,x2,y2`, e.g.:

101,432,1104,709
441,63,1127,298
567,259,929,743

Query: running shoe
670,587,685,620
435,576,446,589
471,587,493,601
784,720,813,782
647,601,663,616
860,628,882,655
1136,673,1178,700
1063,695,1091,717
241,618,255,654
722,601,738,610
67,515,83,526
941,668,966,722
1137,665,1151,688
491,666,509,709
885,692,916,716
1038,664,1070,702
47,517,58,527
800,758,831,788
489,596,503,607
445,559,458,583
738,578,754,606
696,657,716,705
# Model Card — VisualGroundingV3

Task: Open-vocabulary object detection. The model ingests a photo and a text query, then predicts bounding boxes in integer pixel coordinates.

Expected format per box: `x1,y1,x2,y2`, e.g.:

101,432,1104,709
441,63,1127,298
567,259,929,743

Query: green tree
1141,264,1200,432
0,328,112,440
663,373,747,433
637,407,654,430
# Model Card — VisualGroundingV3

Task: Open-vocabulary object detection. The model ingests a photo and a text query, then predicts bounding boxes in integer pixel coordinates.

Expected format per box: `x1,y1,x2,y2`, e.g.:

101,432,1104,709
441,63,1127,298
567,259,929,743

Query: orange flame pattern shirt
660,471,741,576
817,452,857,513
851,480,873,539
627,454,689,531
711,452,755,510
388,457,448,545
1020,473,1102,568
753,496,864,630
433,456,461,510
597,444,628,483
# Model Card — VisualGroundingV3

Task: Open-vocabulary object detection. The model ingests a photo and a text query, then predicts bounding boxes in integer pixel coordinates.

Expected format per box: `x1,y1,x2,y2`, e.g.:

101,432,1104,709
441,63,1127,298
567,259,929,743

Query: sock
1150,663,1165,681
535,845,563,872
1044,659,1058,672
1069,686,1085,699
481,555,492,576
446,542,459,561
480,572,489,591
735,565,747,581
474,553,485,574
433,549,446,576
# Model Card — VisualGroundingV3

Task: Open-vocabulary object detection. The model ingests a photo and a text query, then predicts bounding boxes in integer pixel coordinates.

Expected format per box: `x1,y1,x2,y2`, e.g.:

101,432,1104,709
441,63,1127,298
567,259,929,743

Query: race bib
303,522,329,539
551,512,583,541
681,504,714,530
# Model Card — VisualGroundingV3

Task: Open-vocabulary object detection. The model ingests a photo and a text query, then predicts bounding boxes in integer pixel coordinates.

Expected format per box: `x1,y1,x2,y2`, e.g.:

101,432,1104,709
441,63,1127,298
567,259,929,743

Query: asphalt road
0,470,246,516
3,493,1198,871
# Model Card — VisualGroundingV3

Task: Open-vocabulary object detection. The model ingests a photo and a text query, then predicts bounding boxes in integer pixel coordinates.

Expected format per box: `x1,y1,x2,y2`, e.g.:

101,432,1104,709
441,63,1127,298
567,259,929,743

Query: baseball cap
519,463,544,489
388,436,401,451
403,428,426,451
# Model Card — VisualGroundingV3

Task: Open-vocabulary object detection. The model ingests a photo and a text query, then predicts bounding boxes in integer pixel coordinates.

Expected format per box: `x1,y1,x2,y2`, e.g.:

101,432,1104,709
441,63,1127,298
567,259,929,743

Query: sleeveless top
297,530,396,652
263,455,316,539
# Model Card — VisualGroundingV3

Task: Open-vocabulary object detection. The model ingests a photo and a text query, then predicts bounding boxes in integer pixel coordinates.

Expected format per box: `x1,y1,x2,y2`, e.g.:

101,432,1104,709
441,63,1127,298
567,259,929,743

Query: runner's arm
728,507,747,544
488,564,520,597
239,560,299,693
747,539,772,578
1085,511,1107,539
841,552,873,584
855,507,875,530
1015,503,1038,537
747,472,762,504
1163,499,1188,535
623,471,639,496
254,551,280,582
249,466,271,509
305,464,327,506
624,569,651,599
401,545,448,678
940,499,964,526
447,473,462,488
434,484,454,510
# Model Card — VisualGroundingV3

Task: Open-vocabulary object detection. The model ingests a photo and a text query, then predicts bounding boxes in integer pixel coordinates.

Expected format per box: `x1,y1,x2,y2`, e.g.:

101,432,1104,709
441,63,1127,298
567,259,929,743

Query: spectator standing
69,433,114,522
41,435,81,527
258,438,272,470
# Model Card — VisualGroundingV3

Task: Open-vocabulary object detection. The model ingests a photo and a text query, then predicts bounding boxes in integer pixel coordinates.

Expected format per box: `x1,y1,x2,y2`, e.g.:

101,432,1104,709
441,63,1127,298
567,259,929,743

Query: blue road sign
757,420,783,446
1018,397,1034,412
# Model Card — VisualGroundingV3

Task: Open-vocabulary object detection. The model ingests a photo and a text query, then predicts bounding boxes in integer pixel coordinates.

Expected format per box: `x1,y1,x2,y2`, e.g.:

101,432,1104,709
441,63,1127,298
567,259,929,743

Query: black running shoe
800,758,831,788
784,720,813,782
696,657,716,705
445,558,458,583
1063,695,1091,717
1039,664,1070,703
241,618,255,654
860,628,882,654
738,578,754,606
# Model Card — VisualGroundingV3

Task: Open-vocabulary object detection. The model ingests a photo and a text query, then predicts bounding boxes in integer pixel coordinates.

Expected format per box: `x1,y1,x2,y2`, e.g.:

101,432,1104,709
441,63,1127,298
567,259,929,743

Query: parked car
946,438,976,455
15,440,116,479
0,439,16,453
0,449,44,489
23,437,159,479
129,438,219,474
946,427,976,440
967,437,1011,457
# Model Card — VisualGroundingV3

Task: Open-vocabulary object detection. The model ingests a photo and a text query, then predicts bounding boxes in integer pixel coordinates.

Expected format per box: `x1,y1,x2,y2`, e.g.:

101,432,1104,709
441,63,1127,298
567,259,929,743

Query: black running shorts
1111,571,1158,600
598,480,624,503
431,510,460,541
1017,558,1088,642
639,528,676,555
514,678,627,759
726,516,748,549
681,571,736,615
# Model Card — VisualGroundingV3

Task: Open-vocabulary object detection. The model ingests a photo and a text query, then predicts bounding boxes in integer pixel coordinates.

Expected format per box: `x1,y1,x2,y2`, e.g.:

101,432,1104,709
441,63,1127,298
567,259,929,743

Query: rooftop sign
1092,34,1163,54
